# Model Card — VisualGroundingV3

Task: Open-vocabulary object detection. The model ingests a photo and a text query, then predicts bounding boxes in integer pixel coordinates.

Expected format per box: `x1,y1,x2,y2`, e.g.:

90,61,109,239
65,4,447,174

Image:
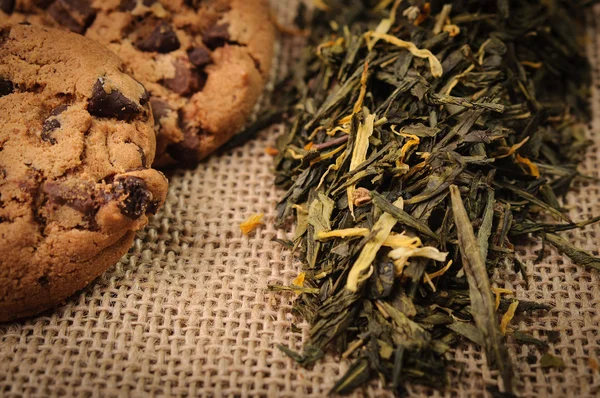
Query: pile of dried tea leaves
271,0,599,396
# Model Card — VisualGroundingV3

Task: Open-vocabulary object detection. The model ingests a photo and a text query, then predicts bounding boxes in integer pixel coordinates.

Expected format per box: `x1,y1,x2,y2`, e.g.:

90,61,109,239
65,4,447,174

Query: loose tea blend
272,0,599,396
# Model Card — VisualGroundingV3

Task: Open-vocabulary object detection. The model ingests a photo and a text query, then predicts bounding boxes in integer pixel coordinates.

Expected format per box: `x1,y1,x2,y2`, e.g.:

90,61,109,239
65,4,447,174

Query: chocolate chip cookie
1,0,276,167
0,23,168,322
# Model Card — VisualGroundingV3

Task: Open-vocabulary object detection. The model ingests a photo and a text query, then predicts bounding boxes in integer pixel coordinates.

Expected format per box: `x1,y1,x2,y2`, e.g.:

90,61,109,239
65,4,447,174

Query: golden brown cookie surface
0,24,168,322
1,0,276,166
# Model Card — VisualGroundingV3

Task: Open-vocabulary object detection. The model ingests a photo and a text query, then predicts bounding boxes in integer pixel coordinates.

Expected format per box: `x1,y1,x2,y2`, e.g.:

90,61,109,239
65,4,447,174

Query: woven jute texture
2,2,600,397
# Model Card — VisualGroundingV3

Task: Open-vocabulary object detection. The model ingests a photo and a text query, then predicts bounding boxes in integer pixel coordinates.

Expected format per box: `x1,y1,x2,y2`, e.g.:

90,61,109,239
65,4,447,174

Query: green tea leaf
329,358,371,395
448,322,485,347
540,353,566,370
450,185,515,393
545,233,600,272
370,192,438,240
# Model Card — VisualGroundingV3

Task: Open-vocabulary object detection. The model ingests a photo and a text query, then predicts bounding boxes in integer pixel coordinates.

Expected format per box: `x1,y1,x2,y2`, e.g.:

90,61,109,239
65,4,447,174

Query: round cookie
0,0,276,167
0,23,169,322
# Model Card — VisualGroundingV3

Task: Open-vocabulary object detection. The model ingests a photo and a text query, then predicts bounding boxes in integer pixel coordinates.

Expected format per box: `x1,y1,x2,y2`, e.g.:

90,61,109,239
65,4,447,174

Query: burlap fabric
2,2,600,397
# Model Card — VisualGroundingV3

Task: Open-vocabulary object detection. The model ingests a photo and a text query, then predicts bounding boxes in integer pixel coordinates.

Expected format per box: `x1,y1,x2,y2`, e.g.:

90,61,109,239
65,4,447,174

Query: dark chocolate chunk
49,104,68,117
139,87,150,105
130,77,150,106
137,146,147,167
44,180,97,215
41,105,67,143
185,0,229,11
119,0,156,11
202,23,230,50
112,177,151,219
0,26,9,48
187,47,212,67
196,70,208,92
88,79,143,121
33,0,54,9
163,61,203,95
135,21,180,53
0,79,13,97
166,115,201,168
149,98,171,121
37,275,50,286
251,56,261,72
119,0,136,11
0,0,15,14
146,200,160,215
41,119,60,144
47,0,96,35
184,0,201,7
126,139,148,167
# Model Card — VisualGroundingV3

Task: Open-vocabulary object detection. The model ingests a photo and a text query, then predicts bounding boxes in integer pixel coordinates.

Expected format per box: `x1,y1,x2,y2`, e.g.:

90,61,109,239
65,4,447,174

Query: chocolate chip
166,134,200,167
88,79,144,121
140,88,150,105
137,146,147,167
202,23,230,50
126,139,148,167
196,70,208,91
0,79,13,97
41,105,67,143
251,56,261,72
47,0,96,35
37,275,49,286
41,119,60,144
146,200,160,215
119,0,135,11
187,47,212,67
163,61,203,95
44,180,97,215
166,114,201,168
186,0,229,12
135,20,180,53
129,77,150,106
33,0,54,8
184,0,201,7
49,104,68,117
112,177,151,219
0,0,15,14
119,0,156,11
149,98,172,121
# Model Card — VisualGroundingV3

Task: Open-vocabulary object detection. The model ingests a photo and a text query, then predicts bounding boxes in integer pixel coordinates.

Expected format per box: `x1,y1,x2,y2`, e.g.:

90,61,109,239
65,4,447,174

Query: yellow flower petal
292,272,306,287
500,300,519,335
365,31,443,77
240,214,264,235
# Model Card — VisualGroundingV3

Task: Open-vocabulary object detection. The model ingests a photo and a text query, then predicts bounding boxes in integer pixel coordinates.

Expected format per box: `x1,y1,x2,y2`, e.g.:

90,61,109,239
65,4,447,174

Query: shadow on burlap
1,1,600,397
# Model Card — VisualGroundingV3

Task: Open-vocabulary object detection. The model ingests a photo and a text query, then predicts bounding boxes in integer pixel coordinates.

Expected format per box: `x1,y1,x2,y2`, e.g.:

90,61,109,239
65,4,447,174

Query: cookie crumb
352,187,371,207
